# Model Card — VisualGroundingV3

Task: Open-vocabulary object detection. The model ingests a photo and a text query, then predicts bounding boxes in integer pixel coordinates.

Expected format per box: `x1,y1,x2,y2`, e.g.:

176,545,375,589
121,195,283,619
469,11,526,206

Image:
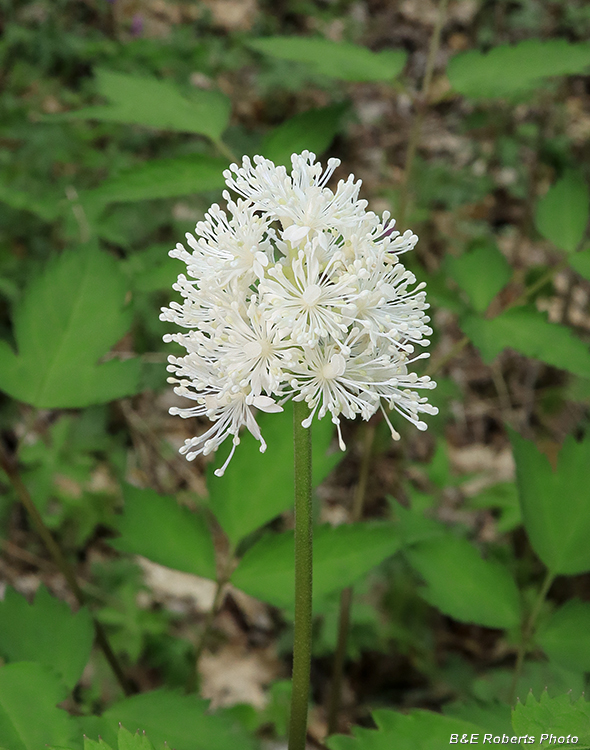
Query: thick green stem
327,422,376,735
288,400,313,750
509,570,555,703
0,443,133,696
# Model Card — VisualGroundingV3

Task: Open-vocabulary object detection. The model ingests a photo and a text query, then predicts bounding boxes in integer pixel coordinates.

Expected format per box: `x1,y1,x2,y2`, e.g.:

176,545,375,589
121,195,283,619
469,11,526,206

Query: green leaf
261,104,347,167
461,307,590,378
0,245,141,408
231,522,400,610
535,171,589,254
389,499,446,547
110,485,216,580
0,181,61,222
56,69,231,140
511,691,590,748
208,402,341,547
326,708,484,750
0,663,80,750
570,247,590,281
0,586,93,691
84,154,228,206
80,690,257,750
472,662,584,705
247,37,407,82
443,702,512,737
445,243,512,313
84,738,112,750
537,600,590,673
405,535,521,629
466,483,522,534
117,726,155,750
511,431,590,575
448,39,590,99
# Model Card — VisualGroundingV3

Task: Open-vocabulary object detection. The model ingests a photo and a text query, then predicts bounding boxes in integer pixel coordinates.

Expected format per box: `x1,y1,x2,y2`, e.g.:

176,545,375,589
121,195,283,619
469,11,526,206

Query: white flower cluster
161,151,437,476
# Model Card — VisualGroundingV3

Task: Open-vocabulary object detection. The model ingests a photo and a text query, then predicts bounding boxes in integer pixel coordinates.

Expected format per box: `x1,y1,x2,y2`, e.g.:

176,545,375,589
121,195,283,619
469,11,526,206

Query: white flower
161,150,437,475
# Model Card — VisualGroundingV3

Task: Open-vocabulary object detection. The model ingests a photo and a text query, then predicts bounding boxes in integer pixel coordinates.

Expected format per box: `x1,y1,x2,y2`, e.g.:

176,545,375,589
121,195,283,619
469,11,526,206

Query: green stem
398,0,449,230
0,443,133,696
509,570,555,704
327,421,376,735
288,400,313,750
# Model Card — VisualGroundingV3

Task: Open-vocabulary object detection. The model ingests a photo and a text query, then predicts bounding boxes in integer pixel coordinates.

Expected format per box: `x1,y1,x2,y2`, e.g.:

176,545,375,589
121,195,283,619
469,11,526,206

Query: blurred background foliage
0,0,590,748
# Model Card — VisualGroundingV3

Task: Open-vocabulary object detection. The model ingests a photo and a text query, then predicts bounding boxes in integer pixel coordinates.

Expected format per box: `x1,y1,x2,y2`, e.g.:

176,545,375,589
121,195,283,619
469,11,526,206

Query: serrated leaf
247,37,406,82
466,482,522,534
56,69,231,140
231,523,400,610
537,600,590,673
405,535,520,628
448,39,590,99
261,104,347,167
0,245,141,408
473,662,585,705
84,738,113,750
0,663,80,750
511,431,590,575
443,701,512,736
461,307,590,378
535,171,589,254
0,586,93,690
208,401,341,547
445,243,512,313
326,708,484,750
117,725,155,750
512,691,590,748
570,247,590,281
80,690,256,750
390,499,446,547
84,154,228,206
110,485,216,580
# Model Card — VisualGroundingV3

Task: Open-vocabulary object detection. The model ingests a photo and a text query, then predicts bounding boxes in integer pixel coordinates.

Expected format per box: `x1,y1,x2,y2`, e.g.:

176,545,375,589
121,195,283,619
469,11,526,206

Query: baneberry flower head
161,151,437,475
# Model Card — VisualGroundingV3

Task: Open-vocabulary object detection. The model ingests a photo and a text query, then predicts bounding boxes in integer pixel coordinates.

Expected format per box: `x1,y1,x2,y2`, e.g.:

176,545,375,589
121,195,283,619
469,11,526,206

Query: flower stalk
288,400,314,750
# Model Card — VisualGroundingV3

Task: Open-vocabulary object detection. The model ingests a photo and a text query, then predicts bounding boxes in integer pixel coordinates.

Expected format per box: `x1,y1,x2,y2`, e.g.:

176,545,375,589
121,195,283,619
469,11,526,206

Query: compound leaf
446,243,512,313
512,691,590,748
247,37,406,82
84,154,228,206
537,600,590,673
0,663,80,750
231,523,400,610
110,485,216,580
511,431,590,575
327,708,484,750
535,171,589,254
405,535,520,629
0,586,93,691
448,40,590,99
261,104,347,167
79,690,256,750
57,69,230,140
461,307,590,379
208,401,341,547
0,245,141,408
